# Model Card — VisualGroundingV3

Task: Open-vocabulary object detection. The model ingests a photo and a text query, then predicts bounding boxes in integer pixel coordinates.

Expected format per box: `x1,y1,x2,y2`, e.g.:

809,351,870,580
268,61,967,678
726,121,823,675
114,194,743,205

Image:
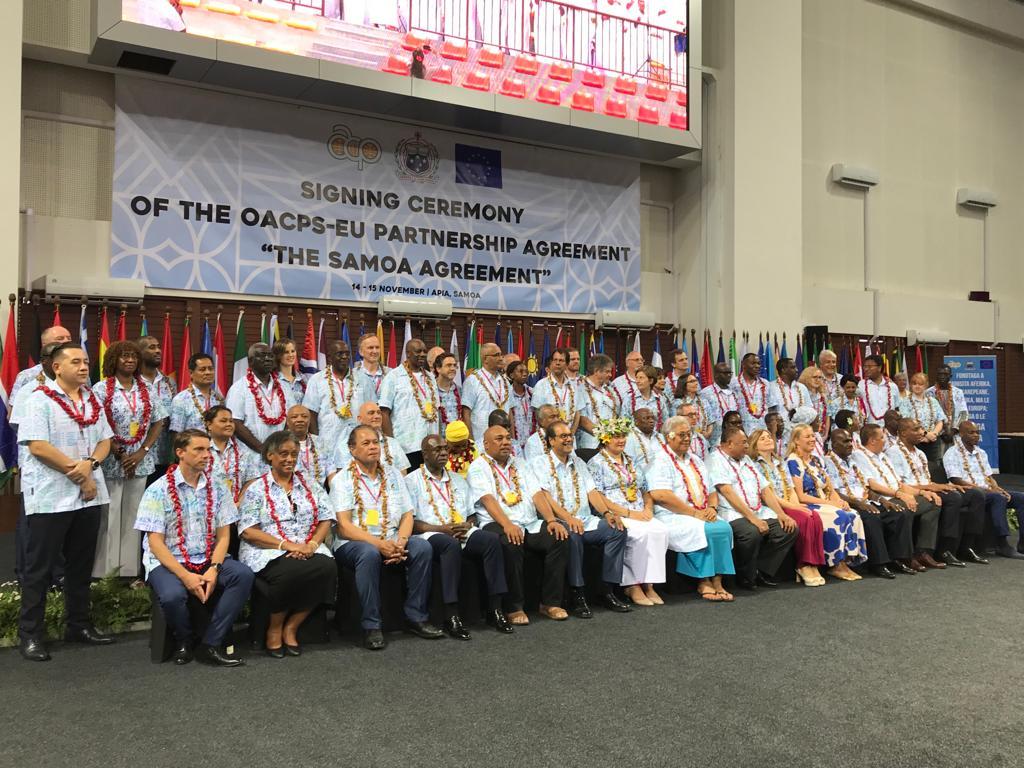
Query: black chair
148,588,246,663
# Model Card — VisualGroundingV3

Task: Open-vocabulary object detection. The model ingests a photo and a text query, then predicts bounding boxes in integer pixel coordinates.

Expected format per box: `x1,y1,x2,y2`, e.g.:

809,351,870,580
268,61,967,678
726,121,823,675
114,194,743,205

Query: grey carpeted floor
1,557,1022,768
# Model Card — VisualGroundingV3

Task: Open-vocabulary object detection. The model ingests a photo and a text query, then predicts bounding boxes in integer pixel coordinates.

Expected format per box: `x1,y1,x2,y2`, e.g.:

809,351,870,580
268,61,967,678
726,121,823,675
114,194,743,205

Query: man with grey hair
818,349,842,407
462,342,509,441
577,354,622,451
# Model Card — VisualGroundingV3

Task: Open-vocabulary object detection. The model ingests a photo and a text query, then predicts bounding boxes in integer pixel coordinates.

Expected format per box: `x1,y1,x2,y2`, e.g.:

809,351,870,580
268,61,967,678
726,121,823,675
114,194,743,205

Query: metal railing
407,0,687,86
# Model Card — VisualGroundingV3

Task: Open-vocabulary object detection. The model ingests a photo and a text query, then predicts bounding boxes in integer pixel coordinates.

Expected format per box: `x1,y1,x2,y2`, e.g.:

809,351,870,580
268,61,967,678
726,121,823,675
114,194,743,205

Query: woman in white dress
587,417,670,607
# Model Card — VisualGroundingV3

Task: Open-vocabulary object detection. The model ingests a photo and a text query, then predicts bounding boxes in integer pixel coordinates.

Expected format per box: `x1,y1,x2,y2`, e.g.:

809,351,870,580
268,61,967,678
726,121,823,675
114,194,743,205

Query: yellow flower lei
189,385,223,420
300,437,322,483
600,448,640,503
350,460,390,538
956,439,995,488
756,455,795,503
546,451,582,514
826,452,868,500
486,455,523,506
422,469,461,525
895,440,928,484
403,361,438,422
326,367,357,419
547,373,576,419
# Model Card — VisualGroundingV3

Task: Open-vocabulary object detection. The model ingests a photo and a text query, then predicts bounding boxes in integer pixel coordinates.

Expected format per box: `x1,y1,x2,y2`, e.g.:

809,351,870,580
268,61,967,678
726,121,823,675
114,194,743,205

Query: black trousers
428,530,507,603
936,488,985,551
259,553,337,613
858,504,913,565
909,497,941,553
483,522,568,612
19,506,101,641
729,518,797,581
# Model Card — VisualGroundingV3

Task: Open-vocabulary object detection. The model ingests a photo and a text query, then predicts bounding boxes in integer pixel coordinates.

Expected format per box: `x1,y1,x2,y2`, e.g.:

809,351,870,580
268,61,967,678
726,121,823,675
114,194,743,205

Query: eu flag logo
455,143,503,188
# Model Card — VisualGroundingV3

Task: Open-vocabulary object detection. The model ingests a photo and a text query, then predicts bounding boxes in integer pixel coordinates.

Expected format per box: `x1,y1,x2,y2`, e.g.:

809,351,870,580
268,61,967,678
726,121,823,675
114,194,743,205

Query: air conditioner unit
595,310,655,330
830,163,879,189
956,188,997,210
377,296,452,319
907,329,950,346
31,275,146,303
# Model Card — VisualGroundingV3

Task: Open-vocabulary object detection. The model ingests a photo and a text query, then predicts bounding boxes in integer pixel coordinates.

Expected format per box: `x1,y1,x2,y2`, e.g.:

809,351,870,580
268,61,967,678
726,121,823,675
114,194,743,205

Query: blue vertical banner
944,355,999,470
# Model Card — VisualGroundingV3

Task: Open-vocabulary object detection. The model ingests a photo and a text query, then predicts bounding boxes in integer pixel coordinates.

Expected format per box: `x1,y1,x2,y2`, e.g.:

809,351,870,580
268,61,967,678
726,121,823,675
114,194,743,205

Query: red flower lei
862,377,894,421
102,375,153,448
438,382,462,427
261,471,319,544
448,443,477,474
715,448,763,511
247,370,286,425
658,441,708,509
737,375,767,417
166,464,215,572
39,384,101,428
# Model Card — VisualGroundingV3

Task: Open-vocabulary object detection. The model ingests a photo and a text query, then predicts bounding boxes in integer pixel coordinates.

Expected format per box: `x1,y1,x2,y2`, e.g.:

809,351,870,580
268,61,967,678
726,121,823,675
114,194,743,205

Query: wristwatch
210,562,223,572
87,457,100,471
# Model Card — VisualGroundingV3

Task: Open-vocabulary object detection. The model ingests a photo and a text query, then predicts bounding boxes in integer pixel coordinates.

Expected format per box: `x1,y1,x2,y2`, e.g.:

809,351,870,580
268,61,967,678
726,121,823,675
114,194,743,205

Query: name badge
365,509,379,527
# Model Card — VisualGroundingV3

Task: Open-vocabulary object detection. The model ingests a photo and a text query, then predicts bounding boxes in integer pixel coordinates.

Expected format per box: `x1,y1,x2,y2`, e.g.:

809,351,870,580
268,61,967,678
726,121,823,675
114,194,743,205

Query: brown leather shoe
908,557,928,572
919,552,947,569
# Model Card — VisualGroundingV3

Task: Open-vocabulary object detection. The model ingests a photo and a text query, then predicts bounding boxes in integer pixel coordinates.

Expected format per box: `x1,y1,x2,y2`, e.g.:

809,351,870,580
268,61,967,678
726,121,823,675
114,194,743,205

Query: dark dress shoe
405,620,444,639
284,644,301,657
995,543,1024,559
871,565,896,580
940,551,966,568
601,593,632,612
756,572,779,588
444,616,472,641
266,645,285,659
893,560,917,575
19,638,51,662
919,553,947,569
363,629,386,650
736,576,758,591
172,642,193,665
64,625,115,645
196,644,244,667
960,548,989,565
569,593,593,619
908,557,928,572
487,610,514,633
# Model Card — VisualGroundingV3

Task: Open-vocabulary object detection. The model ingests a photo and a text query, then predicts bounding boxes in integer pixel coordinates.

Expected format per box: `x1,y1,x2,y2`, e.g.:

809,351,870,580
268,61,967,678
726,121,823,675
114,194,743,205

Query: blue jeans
148,558,254,647
334,538,432,630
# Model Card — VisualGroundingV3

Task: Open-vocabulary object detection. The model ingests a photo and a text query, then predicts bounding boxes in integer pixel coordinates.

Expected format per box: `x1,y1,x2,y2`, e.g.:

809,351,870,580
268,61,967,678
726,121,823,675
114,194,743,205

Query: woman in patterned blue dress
786,424,867,582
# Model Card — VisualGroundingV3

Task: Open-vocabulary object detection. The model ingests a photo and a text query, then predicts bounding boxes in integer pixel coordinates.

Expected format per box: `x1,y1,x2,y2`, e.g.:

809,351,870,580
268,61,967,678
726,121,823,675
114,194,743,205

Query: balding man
943,421,1024,558
302,339,363,448
425,346,446,370
461,342,510,441
467,425,570,624
285,405,329,485
379,338,440,470
612,349,644,408
502,352,521,369
331,402,410,477
625,408,664,473
11,325,72,405
225,343,296,453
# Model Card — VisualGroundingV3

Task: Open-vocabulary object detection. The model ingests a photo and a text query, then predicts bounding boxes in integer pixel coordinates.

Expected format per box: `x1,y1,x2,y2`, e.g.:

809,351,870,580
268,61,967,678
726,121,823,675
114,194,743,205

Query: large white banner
111,78,642,313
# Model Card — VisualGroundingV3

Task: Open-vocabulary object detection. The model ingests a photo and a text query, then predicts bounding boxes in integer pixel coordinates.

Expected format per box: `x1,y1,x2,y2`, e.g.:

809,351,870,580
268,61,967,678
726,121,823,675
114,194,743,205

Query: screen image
123,0,689,129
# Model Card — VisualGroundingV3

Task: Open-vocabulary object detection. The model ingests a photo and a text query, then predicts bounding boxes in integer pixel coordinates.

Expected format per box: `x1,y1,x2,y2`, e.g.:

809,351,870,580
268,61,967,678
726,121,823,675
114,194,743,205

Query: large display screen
122,0,689,128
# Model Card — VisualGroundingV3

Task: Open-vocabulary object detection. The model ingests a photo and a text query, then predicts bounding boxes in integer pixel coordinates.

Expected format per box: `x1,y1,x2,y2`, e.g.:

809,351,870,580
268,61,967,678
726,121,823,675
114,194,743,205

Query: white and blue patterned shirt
10,364,43,406
209,437,262,500
857,377,900,426
92,376,168,479
646,450,712,518
823,452,869,499
225,372,297,444
587,450,648,514
926,385,970,426
577,378,622,450
379,365,441,453
238,471,332,572
467,454,543,532
295,434,330,486
329,461,412,546
436,381,462,435
942,438,993,486
624,428,666,474
530,452,599,530
507,385,533,455
611,374,641,413
302,368,364,449
700,383,740,445
531,375,581,423
707,449,774,522
134,466,240,578
332,430,411,475
730,375,781,433
18,386,113,515
898,394,945,432
352,361,389,403
141,371,176,464
462,369,511,441
278,372,308,402
168,385,224,434
404,466,474,527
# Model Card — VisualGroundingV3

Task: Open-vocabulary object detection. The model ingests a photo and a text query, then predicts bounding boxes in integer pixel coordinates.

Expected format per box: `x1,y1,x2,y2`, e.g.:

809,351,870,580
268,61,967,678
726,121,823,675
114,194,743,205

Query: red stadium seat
463,69,492,91
603,96,627,118
430,65,453,84
440,40,469,61
637,104,660,124
669,110,688,130
477,47,505,68
535,83,561,105
499,77,527,99
645,82,669,102
401,31,429,51
513,55,540,76
548,62,573,82
571,90,595,112
382,54,410,76
582,70,605,88
613,75,638,95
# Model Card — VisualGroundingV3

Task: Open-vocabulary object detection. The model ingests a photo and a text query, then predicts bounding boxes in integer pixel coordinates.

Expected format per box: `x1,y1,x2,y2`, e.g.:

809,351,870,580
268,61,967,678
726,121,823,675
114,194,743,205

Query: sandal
715,589,734,602
538,604,569,621
507,610,530,626
696,586,722,602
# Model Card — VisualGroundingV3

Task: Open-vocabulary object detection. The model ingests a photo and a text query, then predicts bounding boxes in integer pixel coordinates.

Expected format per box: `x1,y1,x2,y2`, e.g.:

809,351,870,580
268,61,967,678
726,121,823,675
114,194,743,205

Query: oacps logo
327,124,382,170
